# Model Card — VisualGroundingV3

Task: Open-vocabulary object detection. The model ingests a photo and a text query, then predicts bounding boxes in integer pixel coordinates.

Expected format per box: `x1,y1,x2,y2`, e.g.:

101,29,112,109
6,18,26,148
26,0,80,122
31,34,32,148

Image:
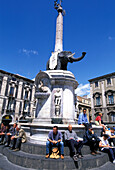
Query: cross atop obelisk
54,0,65,52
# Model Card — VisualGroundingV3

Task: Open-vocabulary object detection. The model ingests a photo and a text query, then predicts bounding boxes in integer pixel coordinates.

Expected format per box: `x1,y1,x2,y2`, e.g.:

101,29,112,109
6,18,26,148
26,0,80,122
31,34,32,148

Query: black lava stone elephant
46,51,86,70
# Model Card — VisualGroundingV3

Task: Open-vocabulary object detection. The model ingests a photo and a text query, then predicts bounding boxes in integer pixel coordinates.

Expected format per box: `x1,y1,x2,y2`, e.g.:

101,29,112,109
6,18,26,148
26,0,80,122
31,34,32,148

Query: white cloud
19,48,38,56
75,83,90,97
108,36,115,40
32,78,35,81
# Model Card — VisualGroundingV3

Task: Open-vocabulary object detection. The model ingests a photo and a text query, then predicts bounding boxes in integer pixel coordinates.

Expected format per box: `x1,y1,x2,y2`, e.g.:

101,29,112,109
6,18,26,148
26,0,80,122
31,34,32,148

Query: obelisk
49,0,65,69
54,1,63,52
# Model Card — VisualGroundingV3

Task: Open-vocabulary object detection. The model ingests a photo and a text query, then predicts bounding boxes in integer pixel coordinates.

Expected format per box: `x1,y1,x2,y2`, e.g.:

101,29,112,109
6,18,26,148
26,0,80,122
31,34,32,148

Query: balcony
94,104,102,107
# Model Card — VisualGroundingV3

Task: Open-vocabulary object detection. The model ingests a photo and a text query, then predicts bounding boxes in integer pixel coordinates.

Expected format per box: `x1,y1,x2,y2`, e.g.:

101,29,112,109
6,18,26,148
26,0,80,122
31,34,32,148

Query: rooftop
0,69,34,83
88,72,115,82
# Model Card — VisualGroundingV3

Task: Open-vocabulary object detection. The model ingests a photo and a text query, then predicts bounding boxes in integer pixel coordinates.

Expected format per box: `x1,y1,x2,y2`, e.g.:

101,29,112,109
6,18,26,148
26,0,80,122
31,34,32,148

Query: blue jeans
46,141,64,155
102,148,115,162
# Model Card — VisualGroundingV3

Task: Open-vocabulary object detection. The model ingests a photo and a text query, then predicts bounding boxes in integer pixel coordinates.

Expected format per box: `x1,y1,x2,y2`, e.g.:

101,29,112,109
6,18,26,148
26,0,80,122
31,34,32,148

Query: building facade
89,72,115,123
75,95,91,122
0,70,35,122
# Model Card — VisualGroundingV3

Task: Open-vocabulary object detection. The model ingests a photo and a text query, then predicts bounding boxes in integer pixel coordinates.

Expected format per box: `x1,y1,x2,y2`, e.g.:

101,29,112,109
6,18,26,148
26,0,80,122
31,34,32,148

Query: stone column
90,84,95,121
55,12,63,52
0,76,8,96
101,81,107,121
13,84,16,97
15,81,23,118
0,76,8,120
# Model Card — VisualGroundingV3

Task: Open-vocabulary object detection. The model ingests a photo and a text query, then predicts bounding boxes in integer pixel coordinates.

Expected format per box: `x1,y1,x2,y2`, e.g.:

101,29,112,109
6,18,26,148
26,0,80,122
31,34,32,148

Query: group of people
0,108,115,164
45,108,115,163
0,122,26,151
45,124,115,163
45,125,99,161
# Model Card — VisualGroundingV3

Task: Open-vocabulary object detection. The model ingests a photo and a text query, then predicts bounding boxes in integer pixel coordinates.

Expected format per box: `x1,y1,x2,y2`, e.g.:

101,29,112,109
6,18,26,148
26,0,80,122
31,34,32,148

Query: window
95,81,98,88
107,78,111,85
7,98,13,111
9,87,14,97
111,113,115,122
83,99,85,103
96,96,100,105
12,77,16,81
24,91,28,100
24,101,28,110
108,95,114,104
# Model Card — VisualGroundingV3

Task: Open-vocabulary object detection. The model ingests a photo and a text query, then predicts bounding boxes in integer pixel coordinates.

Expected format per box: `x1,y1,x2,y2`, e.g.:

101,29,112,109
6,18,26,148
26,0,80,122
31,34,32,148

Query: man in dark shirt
45,126,64,159
64,124,83,161
3,125,10,145
5,123,17,147
83,126,101,155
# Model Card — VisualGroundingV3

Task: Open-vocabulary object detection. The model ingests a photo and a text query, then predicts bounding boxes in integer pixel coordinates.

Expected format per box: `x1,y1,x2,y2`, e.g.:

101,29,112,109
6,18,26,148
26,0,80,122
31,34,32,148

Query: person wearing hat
99,134,115,163
83,126,101,156
10,124,27,151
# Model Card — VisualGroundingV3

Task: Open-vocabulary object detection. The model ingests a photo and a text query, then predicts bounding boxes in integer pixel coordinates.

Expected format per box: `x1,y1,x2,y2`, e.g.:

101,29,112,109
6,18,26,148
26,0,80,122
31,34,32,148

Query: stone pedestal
33,70,78,124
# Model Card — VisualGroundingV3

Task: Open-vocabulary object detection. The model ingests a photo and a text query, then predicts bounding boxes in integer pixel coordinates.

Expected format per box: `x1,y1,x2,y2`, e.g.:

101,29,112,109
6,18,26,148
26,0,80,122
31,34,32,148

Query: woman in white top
99,134,115,163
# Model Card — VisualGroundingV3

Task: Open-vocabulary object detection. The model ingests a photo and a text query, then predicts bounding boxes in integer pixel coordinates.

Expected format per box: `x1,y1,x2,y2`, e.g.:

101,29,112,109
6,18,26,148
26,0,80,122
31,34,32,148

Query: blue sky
0,0,115,95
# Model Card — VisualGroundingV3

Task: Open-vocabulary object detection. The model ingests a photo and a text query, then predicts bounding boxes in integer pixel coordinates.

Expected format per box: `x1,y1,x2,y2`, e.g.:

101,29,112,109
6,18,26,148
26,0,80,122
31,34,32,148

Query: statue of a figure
54,0,65,15
54,0,62,9
54,89,61,116
38,81,49,93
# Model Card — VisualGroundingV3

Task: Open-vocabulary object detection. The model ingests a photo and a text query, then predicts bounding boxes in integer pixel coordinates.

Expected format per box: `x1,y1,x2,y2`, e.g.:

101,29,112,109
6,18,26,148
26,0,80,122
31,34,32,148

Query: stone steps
0,153,34,170
0,145,109,170
0,152,114,170
21,142,91,156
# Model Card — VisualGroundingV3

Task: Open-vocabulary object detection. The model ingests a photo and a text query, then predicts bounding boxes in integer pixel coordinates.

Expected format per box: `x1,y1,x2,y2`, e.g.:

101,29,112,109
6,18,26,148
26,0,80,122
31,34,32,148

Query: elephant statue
46,51,86,70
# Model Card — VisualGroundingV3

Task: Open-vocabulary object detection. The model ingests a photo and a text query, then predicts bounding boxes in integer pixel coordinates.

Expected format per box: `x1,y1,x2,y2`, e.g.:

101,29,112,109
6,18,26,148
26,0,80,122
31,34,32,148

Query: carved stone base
34,70,78,124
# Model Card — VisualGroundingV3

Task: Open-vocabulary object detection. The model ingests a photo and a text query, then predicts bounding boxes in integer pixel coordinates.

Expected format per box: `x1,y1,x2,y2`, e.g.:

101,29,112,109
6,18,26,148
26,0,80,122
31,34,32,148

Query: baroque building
0,69,35,122
89,72,115,123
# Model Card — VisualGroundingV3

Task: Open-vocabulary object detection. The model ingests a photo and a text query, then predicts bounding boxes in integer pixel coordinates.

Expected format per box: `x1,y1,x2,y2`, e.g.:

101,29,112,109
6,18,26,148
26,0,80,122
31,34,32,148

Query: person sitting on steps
99,134,115,163
64,124,83,161
95,112,105,128
78,108,91,131
83,125,101,156
45,126,64,159
105,127,115,146
5,123,17,147
78,108,89,126
9,124,27,151
0,123,6,145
